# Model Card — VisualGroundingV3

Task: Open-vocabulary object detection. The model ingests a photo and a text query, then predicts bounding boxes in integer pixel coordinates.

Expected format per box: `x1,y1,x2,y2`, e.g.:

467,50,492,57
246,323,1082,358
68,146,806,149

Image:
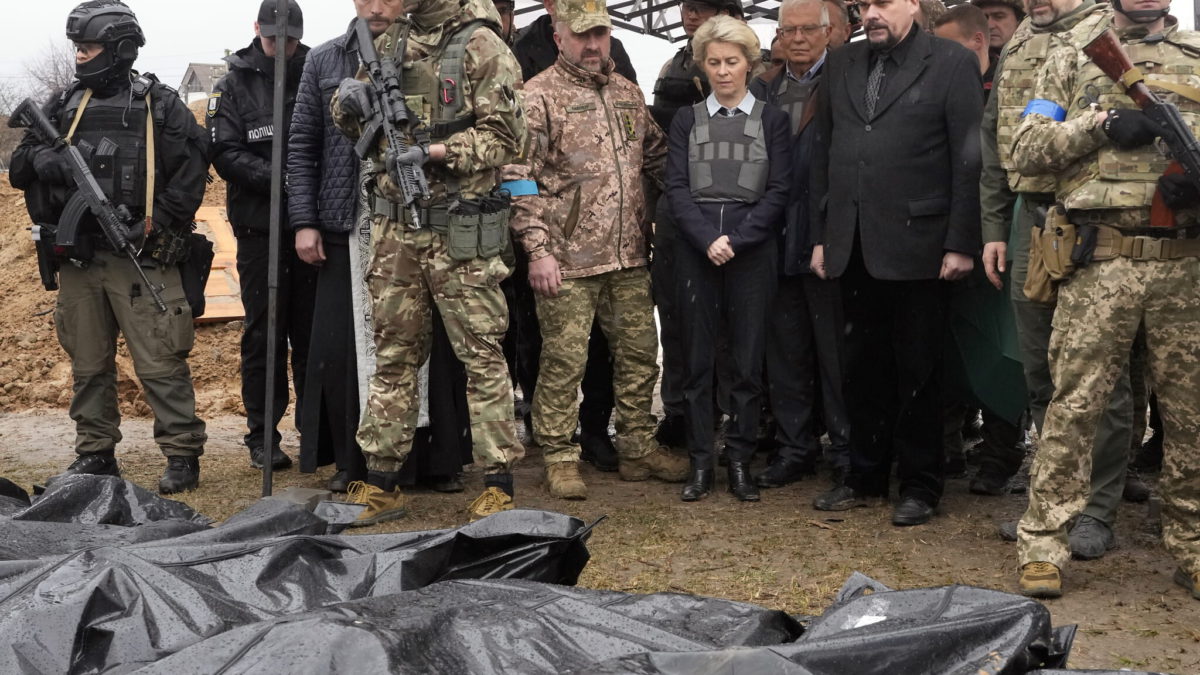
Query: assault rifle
8,98,167,312
354,18,432,228
1084,29,1200,210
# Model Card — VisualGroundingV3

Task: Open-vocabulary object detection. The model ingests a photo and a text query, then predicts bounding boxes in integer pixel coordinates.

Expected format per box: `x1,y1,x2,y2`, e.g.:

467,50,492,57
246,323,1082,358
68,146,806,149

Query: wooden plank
192,206,244,324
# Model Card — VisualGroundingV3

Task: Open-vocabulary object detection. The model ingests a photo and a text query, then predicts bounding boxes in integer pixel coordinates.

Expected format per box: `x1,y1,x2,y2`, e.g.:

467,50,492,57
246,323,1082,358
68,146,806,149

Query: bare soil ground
2,173,1198,672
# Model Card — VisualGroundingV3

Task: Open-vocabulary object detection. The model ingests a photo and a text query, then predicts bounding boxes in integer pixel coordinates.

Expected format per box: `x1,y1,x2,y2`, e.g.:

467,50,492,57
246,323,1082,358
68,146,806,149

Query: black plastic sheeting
0,475,1177,674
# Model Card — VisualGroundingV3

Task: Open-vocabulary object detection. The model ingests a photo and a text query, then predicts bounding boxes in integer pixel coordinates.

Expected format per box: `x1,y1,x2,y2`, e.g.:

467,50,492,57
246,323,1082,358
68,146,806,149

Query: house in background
179,63,228,104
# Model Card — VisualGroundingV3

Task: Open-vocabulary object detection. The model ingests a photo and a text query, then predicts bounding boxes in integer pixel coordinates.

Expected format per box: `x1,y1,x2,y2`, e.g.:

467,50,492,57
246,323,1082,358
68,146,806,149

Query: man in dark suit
808,0,983,526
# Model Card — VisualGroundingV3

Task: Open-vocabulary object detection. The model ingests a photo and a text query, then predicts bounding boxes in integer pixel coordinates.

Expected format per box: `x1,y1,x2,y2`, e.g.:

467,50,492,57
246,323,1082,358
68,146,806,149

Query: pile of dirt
0,169,242,419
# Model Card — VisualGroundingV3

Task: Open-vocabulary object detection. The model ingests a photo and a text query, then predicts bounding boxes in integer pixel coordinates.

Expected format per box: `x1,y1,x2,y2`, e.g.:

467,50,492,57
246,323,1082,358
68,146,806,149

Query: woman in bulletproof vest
664,16,792,503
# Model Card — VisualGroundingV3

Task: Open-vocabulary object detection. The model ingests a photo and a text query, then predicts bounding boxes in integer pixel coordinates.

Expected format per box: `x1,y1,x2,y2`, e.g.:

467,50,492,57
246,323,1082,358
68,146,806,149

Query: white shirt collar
705,90,757,117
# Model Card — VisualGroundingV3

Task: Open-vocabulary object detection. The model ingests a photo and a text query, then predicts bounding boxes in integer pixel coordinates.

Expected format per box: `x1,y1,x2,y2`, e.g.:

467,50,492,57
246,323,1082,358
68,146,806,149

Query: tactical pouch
1034,205,1077,281
1023,225,1058,305
146,226,191,266
179,230,214,318
445,191,512,262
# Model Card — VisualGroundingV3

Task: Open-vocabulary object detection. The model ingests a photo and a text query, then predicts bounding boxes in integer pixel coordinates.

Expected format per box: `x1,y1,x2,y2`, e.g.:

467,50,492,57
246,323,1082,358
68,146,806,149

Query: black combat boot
159,456,200,494
63,451,121,477
681,465,714,502
579,431,619,472
727,462,761,502
249,446,293,471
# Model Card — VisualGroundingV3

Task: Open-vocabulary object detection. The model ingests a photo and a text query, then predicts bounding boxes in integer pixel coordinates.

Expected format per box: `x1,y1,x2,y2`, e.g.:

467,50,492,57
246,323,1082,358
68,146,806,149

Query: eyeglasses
777,24,829,38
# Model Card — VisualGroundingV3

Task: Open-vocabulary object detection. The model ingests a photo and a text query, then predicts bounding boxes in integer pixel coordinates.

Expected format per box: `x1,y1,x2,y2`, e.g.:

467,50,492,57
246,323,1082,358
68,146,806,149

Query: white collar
705,90,756,117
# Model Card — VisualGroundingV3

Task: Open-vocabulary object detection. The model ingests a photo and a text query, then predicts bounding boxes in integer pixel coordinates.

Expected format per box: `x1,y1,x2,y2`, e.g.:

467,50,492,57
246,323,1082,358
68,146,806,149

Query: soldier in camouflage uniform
980,0,1147,561
502,0,689,500
1011,0,1200,599
331,0,528,524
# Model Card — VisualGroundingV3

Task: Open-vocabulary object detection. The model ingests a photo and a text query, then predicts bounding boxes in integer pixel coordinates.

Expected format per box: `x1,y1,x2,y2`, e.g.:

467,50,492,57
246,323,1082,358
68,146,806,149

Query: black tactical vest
59,86,149,217
651,46,709,132
687,100,769,203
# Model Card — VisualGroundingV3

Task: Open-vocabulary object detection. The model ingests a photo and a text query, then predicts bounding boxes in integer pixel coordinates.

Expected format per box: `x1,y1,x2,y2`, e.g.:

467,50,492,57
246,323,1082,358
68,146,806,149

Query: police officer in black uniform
208,0,316,472
9,0,210,494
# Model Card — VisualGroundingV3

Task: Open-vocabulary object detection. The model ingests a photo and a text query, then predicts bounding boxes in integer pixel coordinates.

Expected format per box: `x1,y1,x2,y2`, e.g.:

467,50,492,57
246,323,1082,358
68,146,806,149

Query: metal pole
263,0,290,498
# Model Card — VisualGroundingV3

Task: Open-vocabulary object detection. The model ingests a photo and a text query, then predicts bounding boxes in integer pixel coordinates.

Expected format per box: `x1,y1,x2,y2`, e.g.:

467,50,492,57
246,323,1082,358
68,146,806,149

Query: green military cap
558,0,611,32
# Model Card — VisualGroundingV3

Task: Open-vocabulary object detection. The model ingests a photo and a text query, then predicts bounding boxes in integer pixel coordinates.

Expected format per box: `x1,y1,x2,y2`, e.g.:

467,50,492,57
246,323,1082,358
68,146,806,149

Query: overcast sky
2,0,1194,104
0,0,764,103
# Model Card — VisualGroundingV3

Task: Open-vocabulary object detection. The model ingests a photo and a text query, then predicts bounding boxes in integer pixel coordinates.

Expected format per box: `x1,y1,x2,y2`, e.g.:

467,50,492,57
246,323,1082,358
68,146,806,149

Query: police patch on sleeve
207,93,221,117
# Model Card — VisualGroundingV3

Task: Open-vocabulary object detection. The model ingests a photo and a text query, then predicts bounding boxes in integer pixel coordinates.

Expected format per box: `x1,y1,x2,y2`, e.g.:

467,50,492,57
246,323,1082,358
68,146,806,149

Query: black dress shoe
430,474,465,493
681,467,714,502
580,431,619,472
813,485,870,511
63,451,121,477
328,470,351,493
892,497,934,526
250,446,294,471
655,414,687,448
727,462,760,502
159,457,200,494
755,457,815,488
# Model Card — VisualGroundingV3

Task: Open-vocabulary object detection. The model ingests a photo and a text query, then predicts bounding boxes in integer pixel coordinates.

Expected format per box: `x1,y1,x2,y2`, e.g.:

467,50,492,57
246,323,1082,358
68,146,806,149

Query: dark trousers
505,245,614,433
766,272,850,468
299,236,366,478
678,238,777,466
235,230,318,452
651,203,686,418
840,245,947,505
395,307,474,486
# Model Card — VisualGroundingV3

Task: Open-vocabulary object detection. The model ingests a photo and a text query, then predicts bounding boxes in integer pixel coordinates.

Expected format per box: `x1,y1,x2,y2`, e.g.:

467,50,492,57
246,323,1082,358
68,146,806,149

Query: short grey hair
779,0,830,27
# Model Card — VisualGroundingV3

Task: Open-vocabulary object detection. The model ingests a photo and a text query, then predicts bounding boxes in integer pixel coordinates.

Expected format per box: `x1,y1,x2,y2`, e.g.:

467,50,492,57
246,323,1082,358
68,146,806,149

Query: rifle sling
63,89,156,237
1122,66,1200,105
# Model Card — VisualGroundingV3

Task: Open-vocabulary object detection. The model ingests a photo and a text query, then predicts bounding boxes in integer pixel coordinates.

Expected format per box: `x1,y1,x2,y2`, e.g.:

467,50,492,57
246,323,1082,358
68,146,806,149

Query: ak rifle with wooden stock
1084,28,1200,203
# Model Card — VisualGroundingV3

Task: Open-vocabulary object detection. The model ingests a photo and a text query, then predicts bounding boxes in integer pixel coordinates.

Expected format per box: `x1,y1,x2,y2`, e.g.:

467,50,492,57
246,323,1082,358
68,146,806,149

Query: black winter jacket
209,40,309,235
512,14,639,84
286,22,360,234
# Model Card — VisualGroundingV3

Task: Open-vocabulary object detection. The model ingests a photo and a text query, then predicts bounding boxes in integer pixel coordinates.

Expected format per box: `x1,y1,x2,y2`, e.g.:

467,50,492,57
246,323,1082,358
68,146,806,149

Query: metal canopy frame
514,0,783,43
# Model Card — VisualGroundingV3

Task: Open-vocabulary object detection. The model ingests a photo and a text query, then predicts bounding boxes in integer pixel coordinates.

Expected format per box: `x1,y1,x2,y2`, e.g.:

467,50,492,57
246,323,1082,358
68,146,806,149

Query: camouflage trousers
533,266,659,465
1018,255,1200,576
356,218,522,474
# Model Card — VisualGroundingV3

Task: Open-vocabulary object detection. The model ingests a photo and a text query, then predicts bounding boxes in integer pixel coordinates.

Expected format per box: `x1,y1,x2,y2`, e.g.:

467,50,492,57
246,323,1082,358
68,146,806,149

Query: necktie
865,56,886,119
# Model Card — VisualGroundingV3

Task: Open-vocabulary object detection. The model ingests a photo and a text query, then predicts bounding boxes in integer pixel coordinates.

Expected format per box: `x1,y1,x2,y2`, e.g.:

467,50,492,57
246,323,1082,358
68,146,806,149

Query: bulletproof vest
652,48,709,119
773,74,819,136
687,100,769,203
398,19,488,143
59,85,149,218
1057,30,1200,219
996,27,1058,195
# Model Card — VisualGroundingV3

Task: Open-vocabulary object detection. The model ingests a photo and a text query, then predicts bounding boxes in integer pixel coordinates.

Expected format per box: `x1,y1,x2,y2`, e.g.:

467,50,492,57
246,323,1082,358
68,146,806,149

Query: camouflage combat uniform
331,0,527,476
1011,18,1200,577
503,53,668,465
981,2,1136,526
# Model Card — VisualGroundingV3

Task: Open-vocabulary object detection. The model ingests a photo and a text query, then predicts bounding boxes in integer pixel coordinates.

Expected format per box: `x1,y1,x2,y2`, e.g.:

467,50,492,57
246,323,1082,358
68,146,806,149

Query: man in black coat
808,0,982,526
209,0,316,472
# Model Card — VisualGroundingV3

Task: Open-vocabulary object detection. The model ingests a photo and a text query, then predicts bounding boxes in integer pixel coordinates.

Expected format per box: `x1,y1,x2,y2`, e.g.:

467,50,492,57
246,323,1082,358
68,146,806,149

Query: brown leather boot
619,446,689,482
545,461,587,500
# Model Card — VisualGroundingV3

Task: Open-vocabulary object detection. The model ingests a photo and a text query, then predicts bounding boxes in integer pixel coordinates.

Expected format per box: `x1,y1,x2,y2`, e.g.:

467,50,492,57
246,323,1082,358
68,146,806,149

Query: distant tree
25,41,77,102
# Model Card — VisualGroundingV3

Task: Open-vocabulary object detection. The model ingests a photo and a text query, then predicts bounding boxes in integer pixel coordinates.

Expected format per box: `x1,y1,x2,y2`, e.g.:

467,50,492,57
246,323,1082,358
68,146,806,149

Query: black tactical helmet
683,0,745,19
66,1,145,88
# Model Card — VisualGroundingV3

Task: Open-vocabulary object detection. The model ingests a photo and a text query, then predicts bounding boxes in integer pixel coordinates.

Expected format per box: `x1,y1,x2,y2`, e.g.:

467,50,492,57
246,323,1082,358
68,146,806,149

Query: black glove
1157,173,1200,210
336,78,376,122
32,147,71,185
1103,108,1161,149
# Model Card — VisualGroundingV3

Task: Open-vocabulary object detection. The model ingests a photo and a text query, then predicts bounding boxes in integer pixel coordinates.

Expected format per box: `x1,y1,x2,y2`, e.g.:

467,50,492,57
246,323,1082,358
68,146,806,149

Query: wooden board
192,206,244,324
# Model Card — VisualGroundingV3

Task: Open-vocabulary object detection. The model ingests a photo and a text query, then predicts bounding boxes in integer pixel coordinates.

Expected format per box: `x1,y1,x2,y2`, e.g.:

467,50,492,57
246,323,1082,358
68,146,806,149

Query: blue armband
500,180,539,197
1021,99,1067,122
